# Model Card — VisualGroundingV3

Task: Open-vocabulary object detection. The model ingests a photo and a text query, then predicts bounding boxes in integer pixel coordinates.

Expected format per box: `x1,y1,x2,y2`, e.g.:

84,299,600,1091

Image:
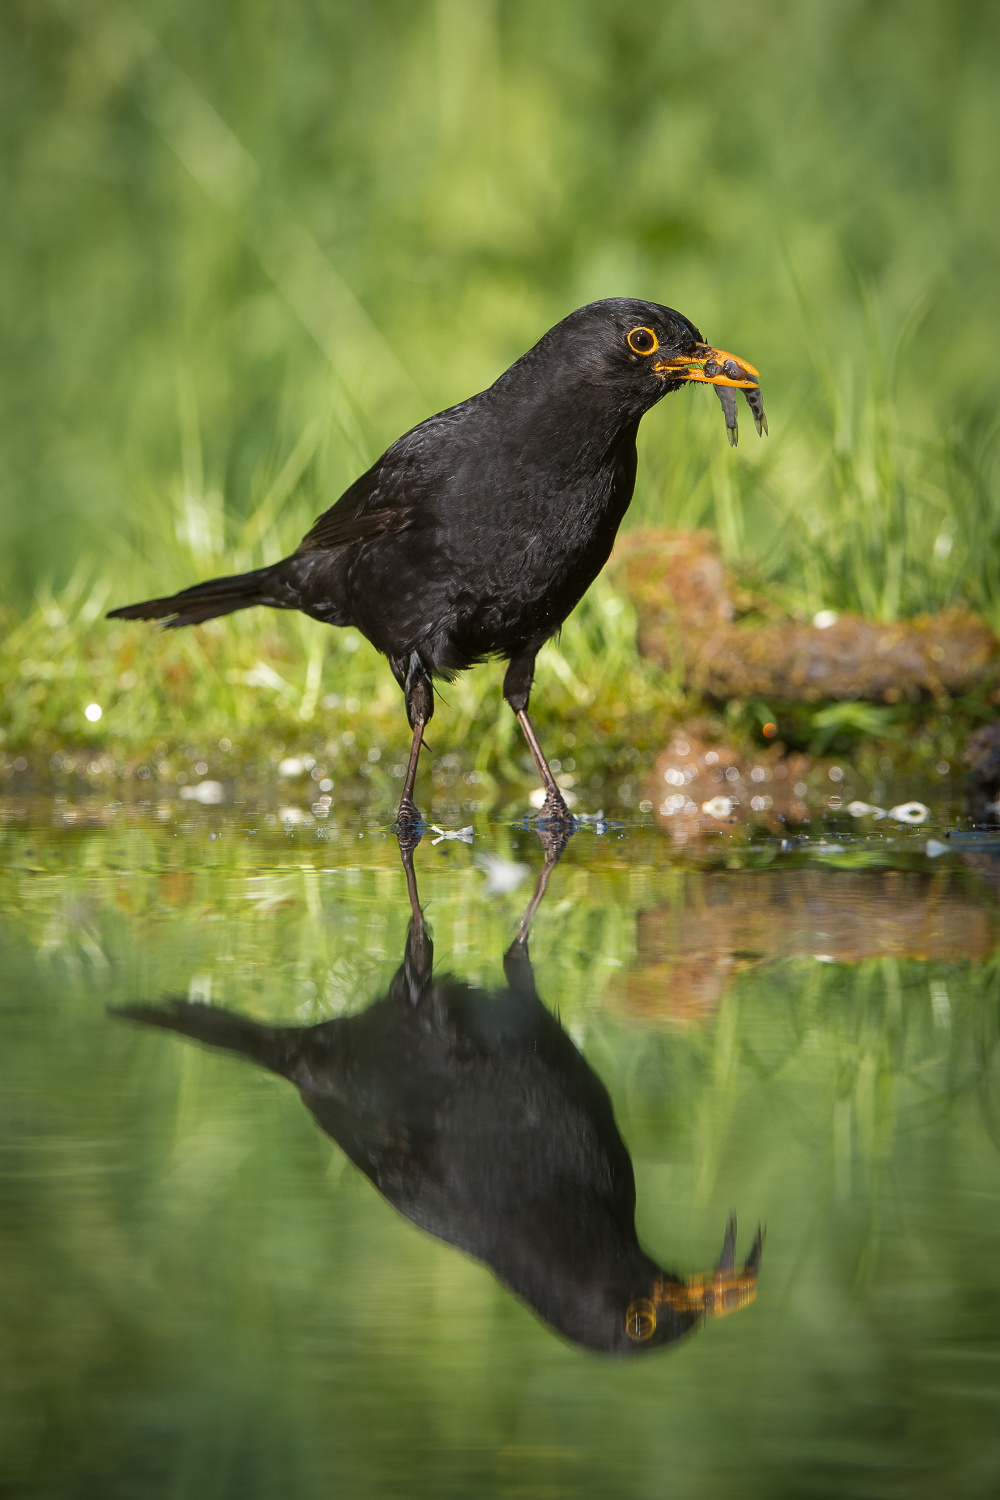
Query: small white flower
813,609,839,629
702,796,733,820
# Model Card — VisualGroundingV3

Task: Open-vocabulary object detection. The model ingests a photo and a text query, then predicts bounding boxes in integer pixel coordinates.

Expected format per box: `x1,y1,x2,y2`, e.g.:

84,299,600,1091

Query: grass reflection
3,816,1000,1495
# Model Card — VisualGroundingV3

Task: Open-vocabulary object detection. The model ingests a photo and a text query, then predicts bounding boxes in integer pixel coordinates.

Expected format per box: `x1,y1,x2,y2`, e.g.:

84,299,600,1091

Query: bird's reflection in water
115,829,761,1356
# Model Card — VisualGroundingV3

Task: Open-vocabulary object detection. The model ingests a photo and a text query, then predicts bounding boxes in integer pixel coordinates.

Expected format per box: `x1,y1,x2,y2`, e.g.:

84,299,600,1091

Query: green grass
2,0,1000,781
0,468,684,802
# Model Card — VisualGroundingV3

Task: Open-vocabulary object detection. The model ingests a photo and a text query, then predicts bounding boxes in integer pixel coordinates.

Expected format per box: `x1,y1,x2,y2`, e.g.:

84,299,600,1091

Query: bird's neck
488,359,650,476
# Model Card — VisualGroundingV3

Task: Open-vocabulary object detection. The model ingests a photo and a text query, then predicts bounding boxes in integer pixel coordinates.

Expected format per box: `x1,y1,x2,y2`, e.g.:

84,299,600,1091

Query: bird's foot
533,820,574,862
394,797,425,850
532,790,576,829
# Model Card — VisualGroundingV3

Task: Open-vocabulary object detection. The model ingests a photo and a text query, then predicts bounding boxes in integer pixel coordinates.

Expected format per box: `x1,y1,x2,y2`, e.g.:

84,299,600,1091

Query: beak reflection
626,1217,764,1343
113,826,763,1358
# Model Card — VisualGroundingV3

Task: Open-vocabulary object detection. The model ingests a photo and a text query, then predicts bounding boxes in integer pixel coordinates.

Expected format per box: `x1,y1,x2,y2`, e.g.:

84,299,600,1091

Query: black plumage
109,299,765,824
114,834,762,1356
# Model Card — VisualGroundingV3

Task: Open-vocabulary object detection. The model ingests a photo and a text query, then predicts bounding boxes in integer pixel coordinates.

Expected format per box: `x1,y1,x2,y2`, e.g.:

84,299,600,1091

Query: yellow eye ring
627,327,659,356
625,1298,657,1341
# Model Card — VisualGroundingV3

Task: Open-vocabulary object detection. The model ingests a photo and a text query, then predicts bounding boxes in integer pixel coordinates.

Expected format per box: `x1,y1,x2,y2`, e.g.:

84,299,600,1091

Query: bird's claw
534,822,574,861
532,791,576,829
394,798,425,851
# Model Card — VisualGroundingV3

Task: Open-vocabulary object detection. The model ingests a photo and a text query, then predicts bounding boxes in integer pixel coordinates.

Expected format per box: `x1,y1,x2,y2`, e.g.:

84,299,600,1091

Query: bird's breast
433,463,632,656
345,426,637,671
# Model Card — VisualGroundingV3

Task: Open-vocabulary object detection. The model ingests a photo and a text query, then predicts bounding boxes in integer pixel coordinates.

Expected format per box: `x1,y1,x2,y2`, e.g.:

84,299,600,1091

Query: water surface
3,799,1000,1498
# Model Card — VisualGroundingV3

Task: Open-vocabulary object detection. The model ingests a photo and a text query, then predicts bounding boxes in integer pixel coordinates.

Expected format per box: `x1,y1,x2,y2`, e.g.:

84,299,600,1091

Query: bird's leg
515,823,572,944
389,836,433,1005
515,709,573,823
396,719,426,839
400,837,424,926
504,827,568,1000
395,653,433,838
503,651,574,825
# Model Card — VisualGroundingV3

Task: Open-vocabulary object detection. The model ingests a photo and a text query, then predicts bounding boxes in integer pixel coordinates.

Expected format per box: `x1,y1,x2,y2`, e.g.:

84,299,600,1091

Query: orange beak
654,343,760,389
624,1218,765,1343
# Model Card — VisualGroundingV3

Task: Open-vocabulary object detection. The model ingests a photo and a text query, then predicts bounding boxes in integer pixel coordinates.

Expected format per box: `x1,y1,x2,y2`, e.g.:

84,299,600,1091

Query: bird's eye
625,1299,657,1341
627,327,658,356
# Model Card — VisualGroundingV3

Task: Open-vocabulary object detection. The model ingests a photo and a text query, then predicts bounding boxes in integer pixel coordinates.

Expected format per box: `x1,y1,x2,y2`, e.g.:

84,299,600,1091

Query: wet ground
4,792,1000,1498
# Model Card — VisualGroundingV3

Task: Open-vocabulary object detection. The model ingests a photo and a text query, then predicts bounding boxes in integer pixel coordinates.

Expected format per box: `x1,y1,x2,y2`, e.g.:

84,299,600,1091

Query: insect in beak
655,344,768,445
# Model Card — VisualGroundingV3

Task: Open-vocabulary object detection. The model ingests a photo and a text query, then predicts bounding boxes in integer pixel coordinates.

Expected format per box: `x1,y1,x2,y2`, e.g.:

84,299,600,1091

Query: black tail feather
112,999,298,1076
107,565,280,628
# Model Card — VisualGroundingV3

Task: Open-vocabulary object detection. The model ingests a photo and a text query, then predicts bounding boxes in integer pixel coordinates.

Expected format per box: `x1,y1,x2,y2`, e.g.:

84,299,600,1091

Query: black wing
295,401,476,555
295,459,422,553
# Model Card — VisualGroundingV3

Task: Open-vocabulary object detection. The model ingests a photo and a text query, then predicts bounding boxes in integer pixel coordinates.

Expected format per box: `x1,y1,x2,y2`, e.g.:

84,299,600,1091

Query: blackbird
109,299,765,826
113,830,763,1355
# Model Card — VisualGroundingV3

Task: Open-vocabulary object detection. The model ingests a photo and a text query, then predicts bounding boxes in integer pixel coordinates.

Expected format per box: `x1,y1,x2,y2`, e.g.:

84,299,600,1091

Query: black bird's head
524,298,765,444
614,1218,765,1357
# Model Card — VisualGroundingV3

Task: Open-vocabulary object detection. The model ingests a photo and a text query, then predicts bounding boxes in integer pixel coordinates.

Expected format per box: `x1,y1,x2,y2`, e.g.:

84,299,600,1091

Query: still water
3,797,1000,1498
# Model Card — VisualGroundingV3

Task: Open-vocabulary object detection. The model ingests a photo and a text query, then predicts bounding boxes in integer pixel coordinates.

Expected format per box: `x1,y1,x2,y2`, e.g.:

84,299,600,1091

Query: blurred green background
4,0,1000,612
2,0,1000,781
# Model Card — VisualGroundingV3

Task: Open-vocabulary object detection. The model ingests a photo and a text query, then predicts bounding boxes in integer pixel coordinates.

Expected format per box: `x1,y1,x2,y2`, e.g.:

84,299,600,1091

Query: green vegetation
3,0,1000,790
